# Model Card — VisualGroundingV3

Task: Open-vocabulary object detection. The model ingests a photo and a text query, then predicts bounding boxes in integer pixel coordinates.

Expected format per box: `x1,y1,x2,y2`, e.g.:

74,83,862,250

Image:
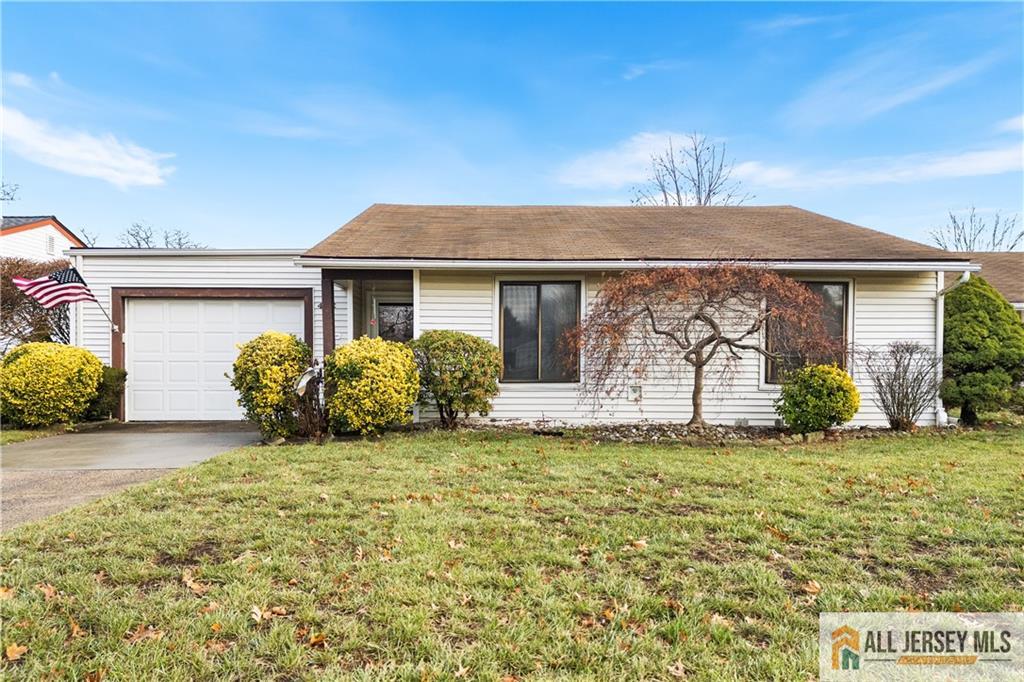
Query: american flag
12,268,97,309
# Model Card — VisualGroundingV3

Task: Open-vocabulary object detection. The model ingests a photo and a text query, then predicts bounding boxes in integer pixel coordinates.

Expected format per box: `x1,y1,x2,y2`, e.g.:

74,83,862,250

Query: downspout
935,270,971,426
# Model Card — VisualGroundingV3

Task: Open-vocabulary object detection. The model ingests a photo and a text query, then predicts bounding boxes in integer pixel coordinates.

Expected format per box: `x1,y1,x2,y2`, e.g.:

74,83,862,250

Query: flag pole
90,299,119,333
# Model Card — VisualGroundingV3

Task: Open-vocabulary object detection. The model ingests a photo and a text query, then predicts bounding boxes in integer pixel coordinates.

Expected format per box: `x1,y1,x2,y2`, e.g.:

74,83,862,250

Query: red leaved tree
568,264,842,427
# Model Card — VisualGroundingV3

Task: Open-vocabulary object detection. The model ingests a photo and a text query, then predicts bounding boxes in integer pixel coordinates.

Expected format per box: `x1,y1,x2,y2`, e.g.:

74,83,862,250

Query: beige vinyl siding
74,254,322,365
415,269,940,427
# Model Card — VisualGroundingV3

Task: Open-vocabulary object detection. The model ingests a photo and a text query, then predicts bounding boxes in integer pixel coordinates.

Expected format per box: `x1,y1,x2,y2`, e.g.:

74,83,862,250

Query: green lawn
0,424,69,446
2,428,1022,680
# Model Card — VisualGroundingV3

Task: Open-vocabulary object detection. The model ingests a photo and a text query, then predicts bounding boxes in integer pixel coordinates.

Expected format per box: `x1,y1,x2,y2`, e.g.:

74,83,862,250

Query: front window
765,281,847,384
500,281,580,382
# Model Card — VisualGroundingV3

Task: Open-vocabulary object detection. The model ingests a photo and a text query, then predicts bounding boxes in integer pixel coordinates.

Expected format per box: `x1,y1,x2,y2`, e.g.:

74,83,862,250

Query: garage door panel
126,298,306,421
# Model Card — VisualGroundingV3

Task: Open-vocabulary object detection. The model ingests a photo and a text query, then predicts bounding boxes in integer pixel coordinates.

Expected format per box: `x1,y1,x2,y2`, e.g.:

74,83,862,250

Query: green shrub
230,331,311,440
410,330,502,429
941,276,1024,426
84,366,127,421
324,336,419,435
774,364,860,434
0,342,103,427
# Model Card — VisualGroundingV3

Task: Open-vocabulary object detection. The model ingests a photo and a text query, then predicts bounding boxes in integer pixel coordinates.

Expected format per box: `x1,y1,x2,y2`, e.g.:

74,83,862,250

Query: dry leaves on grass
84,669,107,682
200,601,220,614
5,643,28,661
803,580,822,596
250,605,289,623
182,569,210,596
668,661,687,678
125,625,164,645
69,617,86,639
765,526,790,542
205,639,232,654
0,586,15,600
35,583,58,600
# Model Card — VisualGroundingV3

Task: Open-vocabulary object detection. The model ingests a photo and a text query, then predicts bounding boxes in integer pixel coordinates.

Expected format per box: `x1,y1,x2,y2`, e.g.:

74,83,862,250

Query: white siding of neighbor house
1,224,78,261
72,254,323,365
416,269,941,427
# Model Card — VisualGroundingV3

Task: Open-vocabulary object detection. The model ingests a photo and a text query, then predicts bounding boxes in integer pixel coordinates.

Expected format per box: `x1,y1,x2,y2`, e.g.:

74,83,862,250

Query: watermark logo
820,612,1023,680
832,625,860,670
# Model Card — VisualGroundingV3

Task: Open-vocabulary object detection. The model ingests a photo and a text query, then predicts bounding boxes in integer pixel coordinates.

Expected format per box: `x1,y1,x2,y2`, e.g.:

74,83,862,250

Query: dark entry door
377,303,414,342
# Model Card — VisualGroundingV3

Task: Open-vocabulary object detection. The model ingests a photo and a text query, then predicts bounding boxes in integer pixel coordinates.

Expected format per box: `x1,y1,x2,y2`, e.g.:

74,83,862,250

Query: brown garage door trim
111,287,314,420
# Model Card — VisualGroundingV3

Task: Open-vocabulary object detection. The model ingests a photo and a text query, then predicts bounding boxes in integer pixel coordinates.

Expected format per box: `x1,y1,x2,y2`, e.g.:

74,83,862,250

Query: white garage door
125,298,306,421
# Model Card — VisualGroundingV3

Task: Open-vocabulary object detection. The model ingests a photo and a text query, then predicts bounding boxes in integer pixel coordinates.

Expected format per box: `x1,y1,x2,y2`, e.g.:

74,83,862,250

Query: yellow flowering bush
325,336,419,435
0,342,103,427
230,331,311,440
774,364,860,434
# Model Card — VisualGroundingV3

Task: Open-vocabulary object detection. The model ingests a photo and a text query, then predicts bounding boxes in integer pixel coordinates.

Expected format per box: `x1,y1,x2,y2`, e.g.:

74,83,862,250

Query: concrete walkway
2,422,258,529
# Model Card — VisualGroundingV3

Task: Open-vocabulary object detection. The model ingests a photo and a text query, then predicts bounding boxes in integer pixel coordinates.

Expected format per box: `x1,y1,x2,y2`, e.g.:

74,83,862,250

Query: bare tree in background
931,207,1023,252
1,181,19,202
79,228,99,247
117,222,205,248
632,133,751,207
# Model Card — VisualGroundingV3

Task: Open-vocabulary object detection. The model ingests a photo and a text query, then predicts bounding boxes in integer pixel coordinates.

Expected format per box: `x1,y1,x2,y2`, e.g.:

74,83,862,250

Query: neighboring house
1,215,86,260
68,205,977,426
946,252,1024,321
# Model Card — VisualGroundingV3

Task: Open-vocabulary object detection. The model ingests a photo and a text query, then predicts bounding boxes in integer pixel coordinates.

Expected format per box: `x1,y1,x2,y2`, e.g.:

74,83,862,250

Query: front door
376,302,414,342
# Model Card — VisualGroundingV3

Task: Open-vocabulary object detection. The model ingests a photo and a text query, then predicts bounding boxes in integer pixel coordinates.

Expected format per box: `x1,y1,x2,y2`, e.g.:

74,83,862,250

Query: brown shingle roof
945,252,1024,303
305,204,962,262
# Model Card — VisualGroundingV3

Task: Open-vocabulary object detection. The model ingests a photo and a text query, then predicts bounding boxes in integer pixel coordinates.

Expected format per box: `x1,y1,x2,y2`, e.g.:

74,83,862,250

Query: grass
0,424,69,446
2,428,1022,680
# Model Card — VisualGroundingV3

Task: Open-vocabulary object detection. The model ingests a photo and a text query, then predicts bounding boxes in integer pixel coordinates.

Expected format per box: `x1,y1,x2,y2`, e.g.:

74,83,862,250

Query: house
1,215,86,261
946,251,1024,321
68,204,977,426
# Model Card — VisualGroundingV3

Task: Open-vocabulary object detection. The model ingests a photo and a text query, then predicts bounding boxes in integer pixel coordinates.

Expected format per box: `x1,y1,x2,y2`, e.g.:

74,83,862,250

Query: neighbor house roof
1,215,86,247
946,251,1024,303
305,204,964,263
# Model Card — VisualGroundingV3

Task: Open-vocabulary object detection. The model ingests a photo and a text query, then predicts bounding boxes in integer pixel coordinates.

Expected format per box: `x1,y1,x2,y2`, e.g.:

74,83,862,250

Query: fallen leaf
5,643,28,661
454,665,469,678
941,526,955,536
35,583,57,600
200,601,220,614
270,606,288,616
69,617,86,639
307,632,326,648
803,580,822,596
319,493,329,502
765,526,790,542
0,586,14,600
210,623,222,633
251,606,264,623
287,578,299,586
631,539,648,550
448,539,465,550
205,639,231,653
85,669,107,682
125,624,164,644
668,661,687,678
182,569,210,596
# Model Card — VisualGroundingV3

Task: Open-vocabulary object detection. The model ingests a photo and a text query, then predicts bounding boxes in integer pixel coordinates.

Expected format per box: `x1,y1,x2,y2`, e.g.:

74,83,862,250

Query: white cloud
786,48,1000,129
556,131,685,188
5,72,36,89
735,144,1023,190
747,15,836,35
2,106,174,188
997,114,1024,133
622,59,687,81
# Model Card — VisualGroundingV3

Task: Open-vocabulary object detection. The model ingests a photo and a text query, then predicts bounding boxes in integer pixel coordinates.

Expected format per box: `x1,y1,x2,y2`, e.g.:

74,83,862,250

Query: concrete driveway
2,422,258,529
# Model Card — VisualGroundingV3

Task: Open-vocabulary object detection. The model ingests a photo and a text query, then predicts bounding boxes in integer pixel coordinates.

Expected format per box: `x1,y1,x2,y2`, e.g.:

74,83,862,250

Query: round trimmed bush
410,330,502,429
325,336,418,435
230,331,311,440
0,342,103,427
774,364,860,434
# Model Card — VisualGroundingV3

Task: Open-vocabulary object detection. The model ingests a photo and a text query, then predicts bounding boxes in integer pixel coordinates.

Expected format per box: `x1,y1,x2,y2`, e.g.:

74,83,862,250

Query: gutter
934,269,972,426
295,257,980,273
65,248,305,257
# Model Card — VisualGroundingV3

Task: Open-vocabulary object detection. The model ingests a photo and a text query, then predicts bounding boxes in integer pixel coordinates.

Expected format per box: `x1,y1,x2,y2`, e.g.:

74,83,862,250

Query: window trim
760,277,854,389
495,276,584,384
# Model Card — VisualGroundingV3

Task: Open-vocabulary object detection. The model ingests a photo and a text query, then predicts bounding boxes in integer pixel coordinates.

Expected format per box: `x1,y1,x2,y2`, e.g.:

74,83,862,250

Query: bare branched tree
930,207,1023,252
117,222,205,249
0,181,19,203
1,257,71,353
568,265,839,427
79,228,99,247
859,342,942,431
632,133,752,207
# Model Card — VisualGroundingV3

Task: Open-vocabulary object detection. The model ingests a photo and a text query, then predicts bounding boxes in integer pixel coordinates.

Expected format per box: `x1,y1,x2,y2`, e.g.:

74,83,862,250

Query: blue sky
2,2,1022,248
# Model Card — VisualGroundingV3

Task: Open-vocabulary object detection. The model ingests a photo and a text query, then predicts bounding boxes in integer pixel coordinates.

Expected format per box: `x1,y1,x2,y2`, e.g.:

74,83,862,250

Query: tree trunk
688,363,704,427
960,402,979,427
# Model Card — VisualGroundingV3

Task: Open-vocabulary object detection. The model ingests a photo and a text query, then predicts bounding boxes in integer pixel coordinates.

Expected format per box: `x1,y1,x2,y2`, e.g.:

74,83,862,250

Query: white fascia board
68,248,306,257
296,257,980,273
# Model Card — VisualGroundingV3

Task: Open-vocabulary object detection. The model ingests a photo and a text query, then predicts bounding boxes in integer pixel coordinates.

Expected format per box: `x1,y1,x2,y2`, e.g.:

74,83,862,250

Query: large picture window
500,281,580,382
765,281,848,384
